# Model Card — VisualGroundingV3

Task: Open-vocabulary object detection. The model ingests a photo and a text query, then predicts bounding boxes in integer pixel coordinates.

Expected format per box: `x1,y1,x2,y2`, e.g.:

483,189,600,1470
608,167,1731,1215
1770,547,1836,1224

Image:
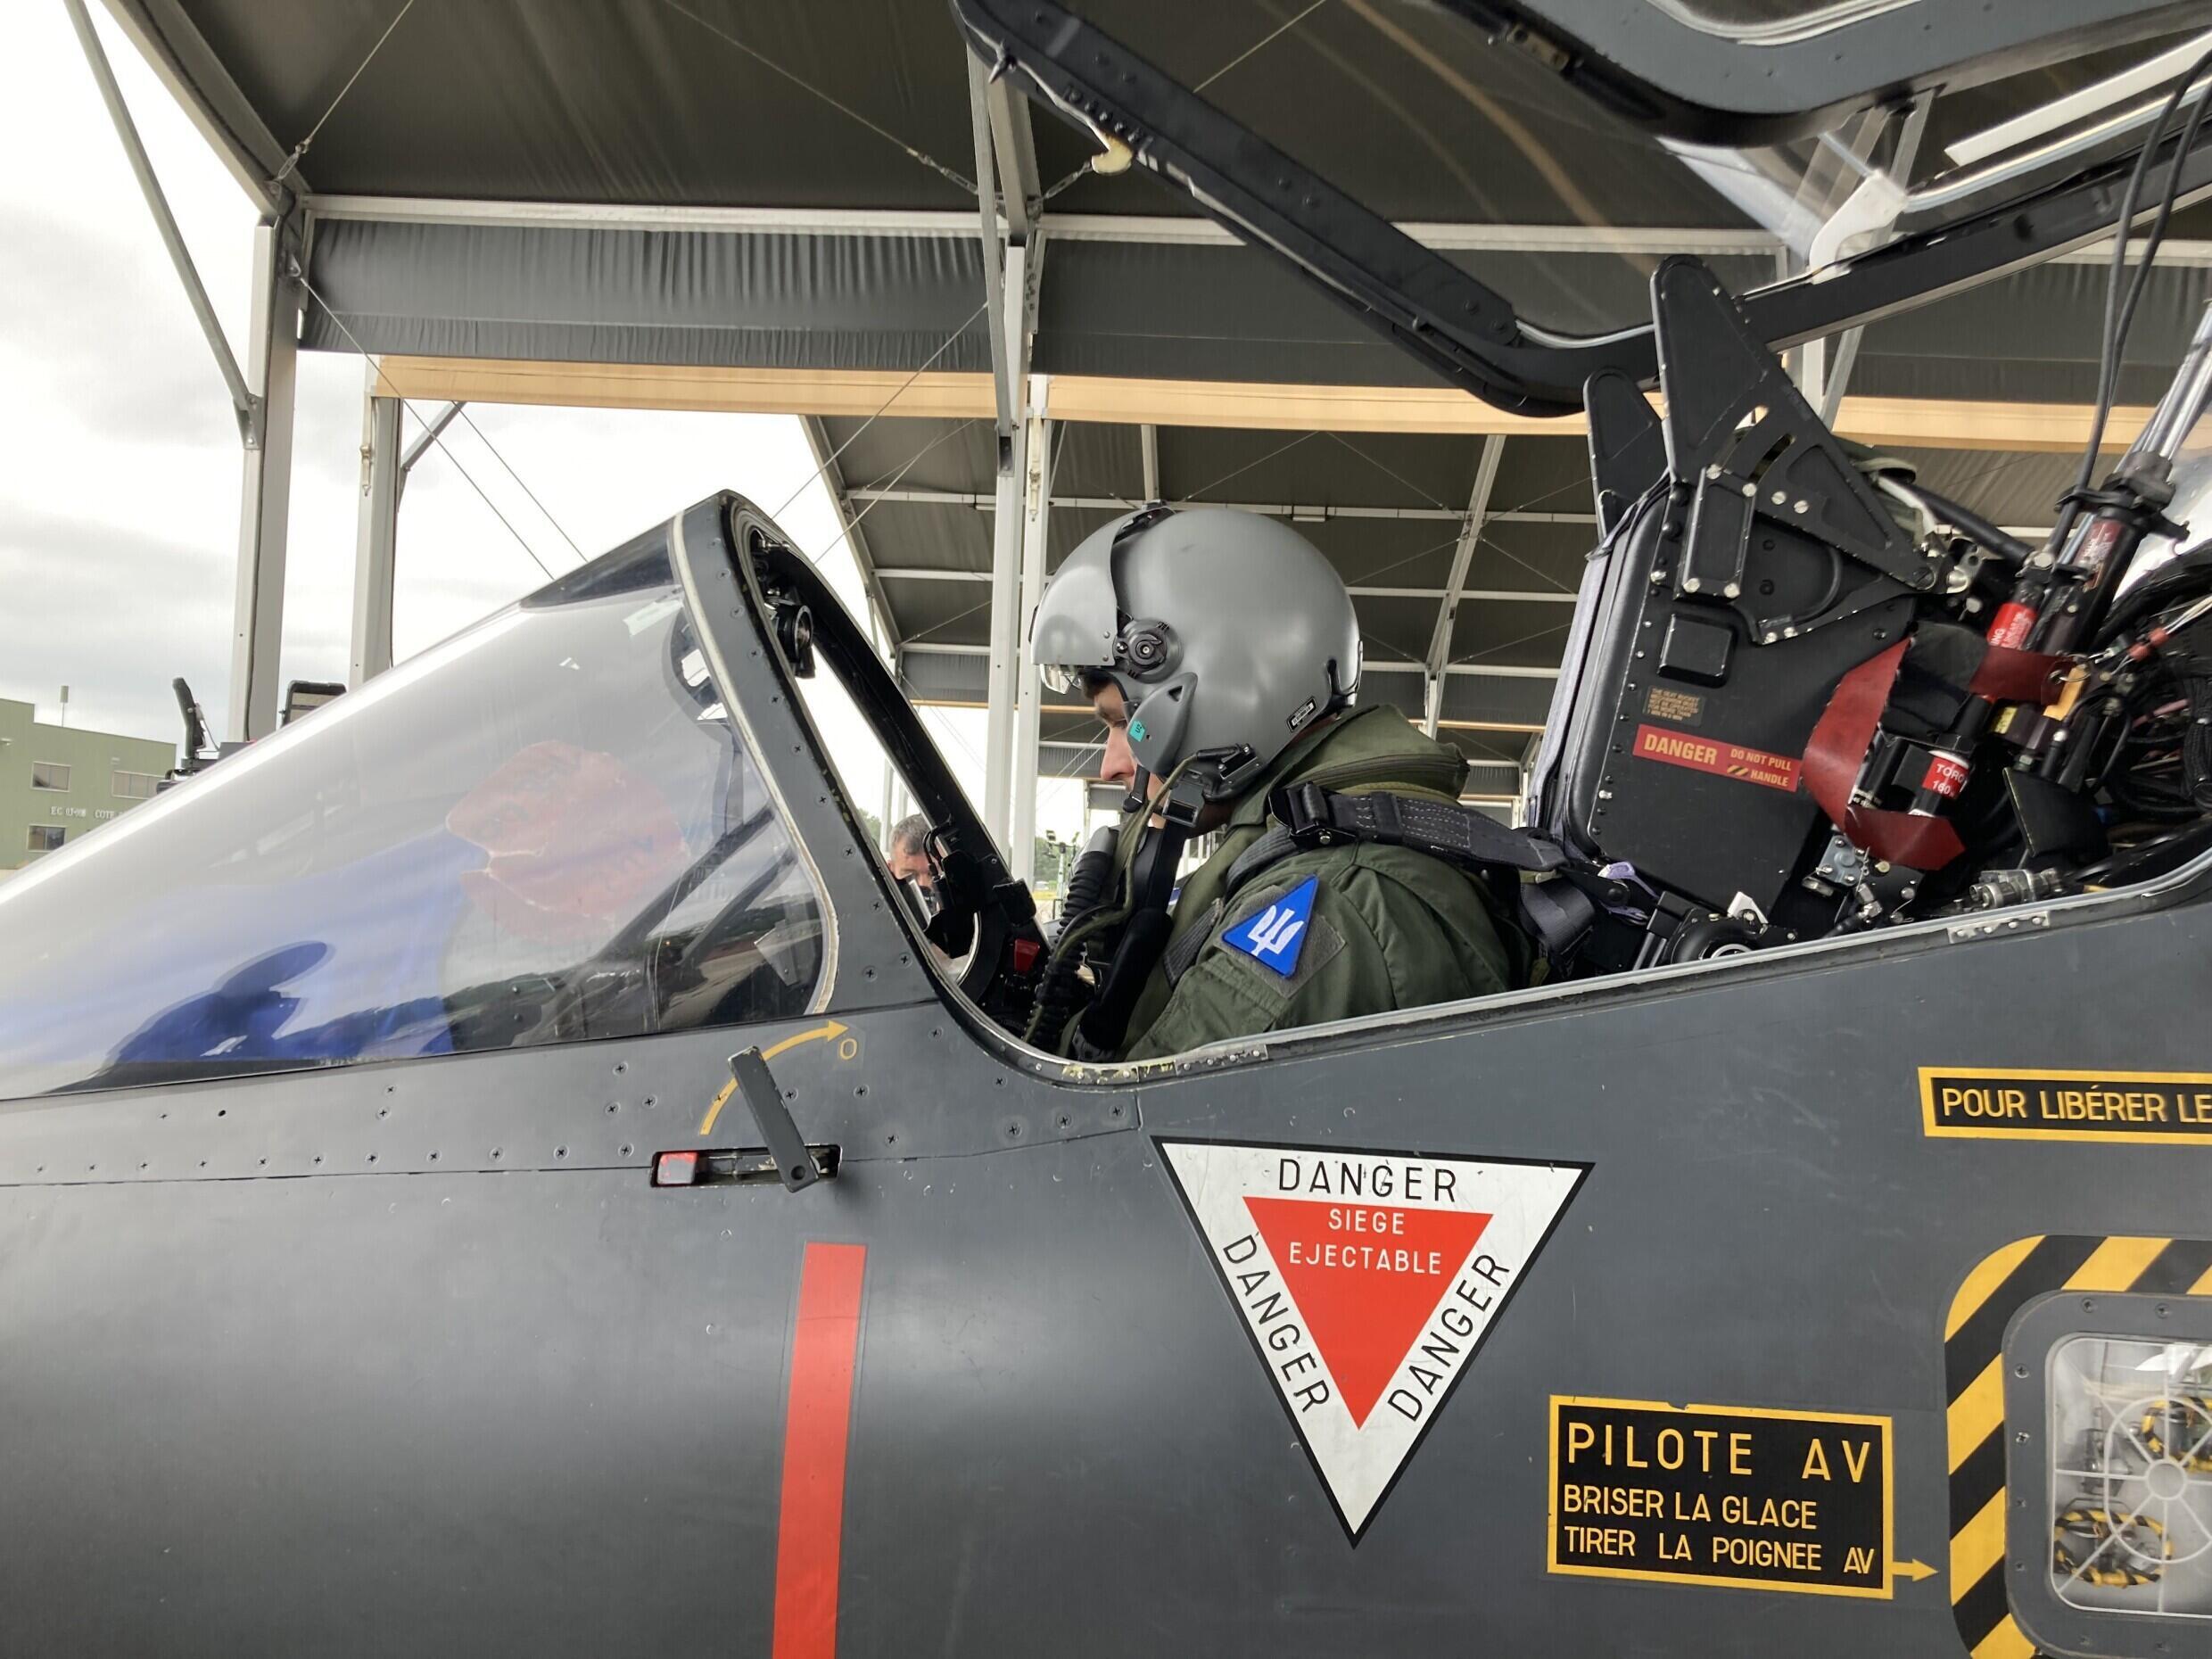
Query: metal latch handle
729,1047,826,1193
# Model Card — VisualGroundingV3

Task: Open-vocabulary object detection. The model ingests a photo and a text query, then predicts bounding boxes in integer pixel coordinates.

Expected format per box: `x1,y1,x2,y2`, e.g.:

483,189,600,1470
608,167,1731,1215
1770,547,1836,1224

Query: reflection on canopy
0,526,826,1099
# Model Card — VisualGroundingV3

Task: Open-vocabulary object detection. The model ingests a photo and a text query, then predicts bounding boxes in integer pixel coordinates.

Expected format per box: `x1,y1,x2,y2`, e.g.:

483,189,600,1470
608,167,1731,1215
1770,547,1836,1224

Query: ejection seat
1523,259,1948,962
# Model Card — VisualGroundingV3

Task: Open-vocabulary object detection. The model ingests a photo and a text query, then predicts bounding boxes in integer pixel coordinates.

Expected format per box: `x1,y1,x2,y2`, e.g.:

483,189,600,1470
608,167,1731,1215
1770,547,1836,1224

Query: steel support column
1010,382,1054,884
350,368,400,688
1422,435,1507,736
983,431,1027,846
971,58,1045,852
230,219,300,741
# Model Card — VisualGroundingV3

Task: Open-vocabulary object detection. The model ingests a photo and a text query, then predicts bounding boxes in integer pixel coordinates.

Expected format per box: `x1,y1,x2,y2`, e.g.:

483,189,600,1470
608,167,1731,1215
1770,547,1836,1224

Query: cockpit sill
944,854,2206,1090
742,497,2212,1091
5,488,2198,1110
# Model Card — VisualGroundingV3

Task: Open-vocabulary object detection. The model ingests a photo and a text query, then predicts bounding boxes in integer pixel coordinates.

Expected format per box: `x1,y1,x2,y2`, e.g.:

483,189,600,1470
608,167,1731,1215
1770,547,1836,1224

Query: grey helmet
1031,506,1362,800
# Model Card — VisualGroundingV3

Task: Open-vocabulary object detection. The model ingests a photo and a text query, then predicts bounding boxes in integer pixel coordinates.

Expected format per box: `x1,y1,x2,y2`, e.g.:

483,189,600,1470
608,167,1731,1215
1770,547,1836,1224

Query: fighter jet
4,2,2212,1653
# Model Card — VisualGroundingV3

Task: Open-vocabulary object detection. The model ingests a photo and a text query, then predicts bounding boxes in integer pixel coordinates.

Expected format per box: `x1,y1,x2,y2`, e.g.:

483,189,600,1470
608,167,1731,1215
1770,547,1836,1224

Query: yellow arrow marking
698,1020,851,1135
1892,1559,1937,1583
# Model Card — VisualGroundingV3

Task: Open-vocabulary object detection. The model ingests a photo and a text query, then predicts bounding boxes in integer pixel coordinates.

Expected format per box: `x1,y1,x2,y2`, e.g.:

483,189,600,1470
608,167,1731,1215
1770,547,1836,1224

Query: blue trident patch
1223,875,1318,977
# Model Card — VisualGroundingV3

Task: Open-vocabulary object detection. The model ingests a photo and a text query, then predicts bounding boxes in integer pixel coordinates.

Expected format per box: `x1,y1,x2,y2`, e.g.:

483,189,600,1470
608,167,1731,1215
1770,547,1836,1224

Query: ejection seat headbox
1529,261,1935,932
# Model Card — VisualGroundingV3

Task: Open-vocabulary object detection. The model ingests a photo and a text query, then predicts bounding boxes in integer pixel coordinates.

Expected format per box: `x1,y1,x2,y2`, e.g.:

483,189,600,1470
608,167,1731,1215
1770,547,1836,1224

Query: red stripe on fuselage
772,1242,868,1659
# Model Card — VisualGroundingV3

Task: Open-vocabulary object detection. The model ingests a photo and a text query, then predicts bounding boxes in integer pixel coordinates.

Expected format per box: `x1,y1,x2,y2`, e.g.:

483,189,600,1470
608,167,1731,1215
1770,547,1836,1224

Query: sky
0,2,1086,846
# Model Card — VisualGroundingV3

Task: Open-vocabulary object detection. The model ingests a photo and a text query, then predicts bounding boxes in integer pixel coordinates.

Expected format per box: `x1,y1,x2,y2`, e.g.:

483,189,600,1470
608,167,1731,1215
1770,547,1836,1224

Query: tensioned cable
1466,528,1574,594
455,407,586,564
819,418,985,565
1447,615,1569,672
1194,0,1333,94
876,421,1087,643
1180,431,1321,501
896,684,990,777
1326,431,1447,510
850,418,982,499
655,0,975,194
902,590,998,647
295,270,561,581
396,402,556,582
770,297,993,521
272,0,418,186
298,269,570,572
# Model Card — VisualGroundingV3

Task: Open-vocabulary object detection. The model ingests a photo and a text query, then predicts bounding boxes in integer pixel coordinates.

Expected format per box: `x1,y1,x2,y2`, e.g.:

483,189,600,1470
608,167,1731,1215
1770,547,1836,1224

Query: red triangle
1244,1196,1491,1428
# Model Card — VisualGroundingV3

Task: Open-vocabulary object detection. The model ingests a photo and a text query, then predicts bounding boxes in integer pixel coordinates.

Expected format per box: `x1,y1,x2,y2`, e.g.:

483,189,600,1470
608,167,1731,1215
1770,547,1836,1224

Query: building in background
0,697,174,877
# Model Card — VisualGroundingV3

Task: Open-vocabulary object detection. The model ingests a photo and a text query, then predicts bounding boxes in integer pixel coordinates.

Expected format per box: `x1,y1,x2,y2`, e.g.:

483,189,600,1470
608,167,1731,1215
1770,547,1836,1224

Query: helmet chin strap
1121,767,1151,817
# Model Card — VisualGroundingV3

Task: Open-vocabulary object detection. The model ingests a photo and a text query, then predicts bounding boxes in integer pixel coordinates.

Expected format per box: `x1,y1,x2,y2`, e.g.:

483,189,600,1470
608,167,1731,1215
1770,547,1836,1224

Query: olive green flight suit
1119,706,1523,1061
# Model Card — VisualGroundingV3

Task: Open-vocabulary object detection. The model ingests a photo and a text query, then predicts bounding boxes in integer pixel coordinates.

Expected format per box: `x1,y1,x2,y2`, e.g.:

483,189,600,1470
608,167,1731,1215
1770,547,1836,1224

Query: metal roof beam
1367,658,1560,680
909,642,1560,679
877,566,1576,603
1424,437,1509,732
1140,424,1160,502
69,0,254,432
98,0,293,210
369,359,2148,456
297,192,2212,271
966,55,1014,433
985,77,1043,245
300,194,1791,255
855,486,1465,520
849,485,1600,526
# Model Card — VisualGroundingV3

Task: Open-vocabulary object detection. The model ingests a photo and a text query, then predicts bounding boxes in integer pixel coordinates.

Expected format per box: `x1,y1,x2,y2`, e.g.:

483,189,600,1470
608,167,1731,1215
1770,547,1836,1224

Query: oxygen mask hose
1023,824,1121,1052
1069,769,1204,1061
1022,760,1196,1055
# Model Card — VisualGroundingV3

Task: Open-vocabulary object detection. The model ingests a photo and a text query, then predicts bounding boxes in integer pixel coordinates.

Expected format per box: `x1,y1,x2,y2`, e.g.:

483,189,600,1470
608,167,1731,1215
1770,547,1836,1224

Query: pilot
1029,506,1523,1061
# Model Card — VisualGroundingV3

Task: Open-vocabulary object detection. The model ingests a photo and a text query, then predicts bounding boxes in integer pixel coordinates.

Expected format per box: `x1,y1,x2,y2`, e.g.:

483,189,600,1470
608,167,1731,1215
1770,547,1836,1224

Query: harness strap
1161,898,1224,986
1225,824,1300,892
1803,641,1966,871
1220,782,1594,963
1270,781,1567,873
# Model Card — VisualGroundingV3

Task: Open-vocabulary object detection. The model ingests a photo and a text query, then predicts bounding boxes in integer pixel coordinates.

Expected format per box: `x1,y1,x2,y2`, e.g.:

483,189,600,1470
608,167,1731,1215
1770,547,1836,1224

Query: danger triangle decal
1160,1138,1587,1541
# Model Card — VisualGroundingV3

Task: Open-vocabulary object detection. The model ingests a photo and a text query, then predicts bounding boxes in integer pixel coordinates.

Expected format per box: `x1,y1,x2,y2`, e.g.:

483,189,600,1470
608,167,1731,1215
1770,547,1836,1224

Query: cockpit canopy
0,524,826,1099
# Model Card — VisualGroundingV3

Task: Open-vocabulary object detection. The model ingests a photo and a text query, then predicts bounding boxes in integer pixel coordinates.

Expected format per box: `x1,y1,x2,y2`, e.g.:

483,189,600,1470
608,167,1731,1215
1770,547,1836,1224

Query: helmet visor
1030,547,1122,695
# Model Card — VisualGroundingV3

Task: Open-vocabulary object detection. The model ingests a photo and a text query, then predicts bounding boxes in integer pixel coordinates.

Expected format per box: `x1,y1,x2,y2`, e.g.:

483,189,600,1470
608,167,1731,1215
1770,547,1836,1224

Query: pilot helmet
1032,505,1362,801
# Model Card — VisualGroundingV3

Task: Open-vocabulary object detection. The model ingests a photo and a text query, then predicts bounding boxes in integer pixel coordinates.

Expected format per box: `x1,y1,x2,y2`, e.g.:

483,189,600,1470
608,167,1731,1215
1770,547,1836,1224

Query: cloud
0,502,233,739
0,5,1085,842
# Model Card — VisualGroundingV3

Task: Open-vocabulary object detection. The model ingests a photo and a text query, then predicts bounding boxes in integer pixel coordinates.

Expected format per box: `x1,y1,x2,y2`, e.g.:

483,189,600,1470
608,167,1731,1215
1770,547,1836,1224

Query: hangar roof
107,1,2212,782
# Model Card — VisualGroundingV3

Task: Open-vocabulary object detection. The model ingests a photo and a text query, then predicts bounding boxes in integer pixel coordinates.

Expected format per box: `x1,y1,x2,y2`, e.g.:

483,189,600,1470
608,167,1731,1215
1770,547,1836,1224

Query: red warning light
652,1150,702,1187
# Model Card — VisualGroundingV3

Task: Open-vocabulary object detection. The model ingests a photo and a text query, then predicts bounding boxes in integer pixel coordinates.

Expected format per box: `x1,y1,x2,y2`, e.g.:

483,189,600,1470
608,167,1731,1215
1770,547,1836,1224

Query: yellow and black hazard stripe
1945,1234,2212,1659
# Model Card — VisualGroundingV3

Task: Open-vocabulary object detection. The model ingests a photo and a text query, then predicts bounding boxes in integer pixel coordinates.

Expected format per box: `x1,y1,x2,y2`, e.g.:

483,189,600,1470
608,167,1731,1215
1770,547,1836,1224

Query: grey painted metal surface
1,491,2208,1652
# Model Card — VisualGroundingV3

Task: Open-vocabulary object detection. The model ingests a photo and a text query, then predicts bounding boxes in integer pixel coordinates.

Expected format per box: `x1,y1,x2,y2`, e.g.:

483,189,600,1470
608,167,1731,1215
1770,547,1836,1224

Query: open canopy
95,1,2212,794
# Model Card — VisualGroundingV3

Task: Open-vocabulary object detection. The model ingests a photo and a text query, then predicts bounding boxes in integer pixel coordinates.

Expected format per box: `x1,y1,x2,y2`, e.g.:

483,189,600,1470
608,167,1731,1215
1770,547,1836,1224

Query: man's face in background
887,843,936,889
